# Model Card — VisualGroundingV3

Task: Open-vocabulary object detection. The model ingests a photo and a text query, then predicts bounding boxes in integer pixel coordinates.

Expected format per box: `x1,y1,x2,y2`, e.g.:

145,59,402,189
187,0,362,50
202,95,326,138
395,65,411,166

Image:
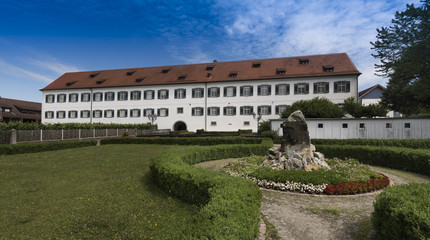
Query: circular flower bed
222,156,390,195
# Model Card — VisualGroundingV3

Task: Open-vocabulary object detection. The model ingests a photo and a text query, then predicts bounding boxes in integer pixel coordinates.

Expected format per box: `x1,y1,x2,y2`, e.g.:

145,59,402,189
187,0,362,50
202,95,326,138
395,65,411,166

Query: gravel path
260,169,409,240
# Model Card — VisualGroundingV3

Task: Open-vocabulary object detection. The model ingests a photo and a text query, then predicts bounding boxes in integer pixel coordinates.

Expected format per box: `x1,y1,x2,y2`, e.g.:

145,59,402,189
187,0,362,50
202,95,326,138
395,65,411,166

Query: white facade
42,75,358,132
271,118,430,139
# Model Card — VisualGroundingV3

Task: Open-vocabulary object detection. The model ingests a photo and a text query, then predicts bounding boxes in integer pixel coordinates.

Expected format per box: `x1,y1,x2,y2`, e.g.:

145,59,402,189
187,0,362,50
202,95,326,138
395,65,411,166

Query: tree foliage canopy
343,97,388,118
371,0,430,115
280,97,344,118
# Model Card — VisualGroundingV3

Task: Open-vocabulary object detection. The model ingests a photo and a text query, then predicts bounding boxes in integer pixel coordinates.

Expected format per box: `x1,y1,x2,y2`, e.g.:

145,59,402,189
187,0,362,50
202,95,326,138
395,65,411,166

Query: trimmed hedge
372,183,430,239
0,122,153,130
0,140,97,156
316,145,430,176
312,138,430,149
101,137,263,145
149,139,272,239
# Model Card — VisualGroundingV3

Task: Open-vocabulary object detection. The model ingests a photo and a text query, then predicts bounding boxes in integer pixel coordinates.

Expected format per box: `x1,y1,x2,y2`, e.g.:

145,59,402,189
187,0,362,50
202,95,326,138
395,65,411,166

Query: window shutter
183,89,186,98
325,82,329,93
217,107,220,116
268,106,272,114
346,81,350,92
275,85,279,95
166,90,169,99
250,106,254,113
294,84,298,94
240,86,243,96
313,83,317,93
250,86,254,96
334,82,338,93
143,109,146,116
158,90,160,99
174,89,178,98
275,106,279,114
287,84,290,94
192,108,195,116
217,88,220,97
207,108,210,115
240,107,243,115
233,87,237,96
192,89,195,98
268,85,271,95
166,109,169,116
257,106,261,114
257,86,261,95
157,109,160,116
144,91,147,99
223,107,226,115
223,87,227,97
233,107,236,115
305,84,309,94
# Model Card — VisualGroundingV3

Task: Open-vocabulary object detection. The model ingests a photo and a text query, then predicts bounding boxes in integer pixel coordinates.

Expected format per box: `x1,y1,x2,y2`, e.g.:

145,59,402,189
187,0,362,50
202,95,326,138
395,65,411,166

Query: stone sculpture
263,110,330,171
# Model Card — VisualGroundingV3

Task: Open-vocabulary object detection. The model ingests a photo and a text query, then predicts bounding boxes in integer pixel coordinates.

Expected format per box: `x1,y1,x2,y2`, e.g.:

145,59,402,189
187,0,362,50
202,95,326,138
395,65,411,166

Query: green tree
343,97,388,118
280,97,344,118
371,0,430,115
258,120,271,133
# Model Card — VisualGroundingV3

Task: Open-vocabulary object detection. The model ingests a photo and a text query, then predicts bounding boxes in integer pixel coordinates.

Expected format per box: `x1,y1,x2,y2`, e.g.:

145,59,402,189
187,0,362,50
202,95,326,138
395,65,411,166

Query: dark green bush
196,129,205,134
0,122,153,130
312,138,430,149
372,183,430,239
0,140,97,155
101,137,264,145
150,139,272,239
258,120,271,133
260,130,281,143
237,129,253,134
316,144,430,176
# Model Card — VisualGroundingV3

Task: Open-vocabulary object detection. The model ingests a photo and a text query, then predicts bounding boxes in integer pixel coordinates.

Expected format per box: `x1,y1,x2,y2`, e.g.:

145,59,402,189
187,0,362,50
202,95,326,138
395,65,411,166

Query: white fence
0,129,170,144
271,118,430,139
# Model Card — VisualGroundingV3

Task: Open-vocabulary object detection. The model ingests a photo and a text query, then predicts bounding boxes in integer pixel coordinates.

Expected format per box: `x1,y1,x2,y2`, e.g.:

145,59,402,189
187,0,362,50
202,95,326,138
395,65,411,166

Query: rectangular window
334,81,350,93
175,89,186,99
130,109,141,117
68,111,78,119
252,62,261,68
69,93,79,102
342,123,348,128
93,92,103,102
81,110,90,118
46,94,55,103
56,111,65,119
93,110,102,118
57,94,66,103
294,83,309,94
210,121,217,126
386,123,392,128
45,111,54,119
258,105,271,115
81,93,91,102
224,106,236,116
118,91,128,101
117,109,128,118
224,86,236,97
240,86,253,97
208,87,220,97
130,91,142,100
208,107,220,116
158,89,169,99
258,85,271,96
276,69,286,75
177,107,183,114
104,110,114,118
192,88,204,98
192,107,204,116
240,106,253,115
276,84,289,95
244,121,250,126
158,108,169,117
143,108,154,117
404,123,411,128
300,59,309,64
275,105,289,114
105,92,115,101
359,123,365,129
314,82,329,94
318,123,324,128
144,90,155,100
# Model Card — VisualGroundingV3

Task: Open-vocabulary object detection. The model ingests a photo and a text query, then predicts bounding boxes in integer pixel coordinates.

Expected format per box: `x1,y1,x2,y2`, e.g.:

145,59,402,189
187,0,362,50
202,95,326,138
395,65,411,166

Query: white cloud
24,58,81,75
0,58,53,83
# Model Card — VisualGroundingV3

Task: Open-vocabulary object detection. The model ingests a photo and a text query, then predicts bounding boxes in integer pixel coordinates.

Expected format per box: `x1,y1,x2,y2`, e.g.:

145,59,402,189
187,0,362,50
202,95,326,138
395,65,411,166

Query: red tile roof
0,97,41,121
41,53,360,91
359,84,385,98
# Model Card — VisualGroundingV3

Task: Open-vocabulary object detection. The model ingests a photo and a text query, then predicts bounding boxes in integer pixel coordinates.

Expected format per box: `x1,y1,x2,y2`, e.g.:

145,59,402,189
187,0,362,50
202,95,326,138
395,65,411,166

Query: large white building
41,53,360,132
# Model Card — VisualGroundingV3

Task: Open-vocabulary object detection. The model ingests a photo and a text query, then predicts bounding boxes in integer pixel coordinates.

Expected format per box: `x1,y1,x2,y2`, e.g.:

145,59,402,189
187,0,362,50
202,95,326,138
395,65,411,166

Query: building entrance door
173,121,187,131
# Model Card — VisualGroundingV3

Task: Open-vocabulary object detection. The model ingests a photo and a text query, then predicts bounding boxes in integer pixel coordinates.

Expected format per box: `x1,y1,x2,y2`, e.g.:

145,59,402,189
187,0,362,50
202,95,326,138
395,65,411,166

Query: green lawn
0,144,199,239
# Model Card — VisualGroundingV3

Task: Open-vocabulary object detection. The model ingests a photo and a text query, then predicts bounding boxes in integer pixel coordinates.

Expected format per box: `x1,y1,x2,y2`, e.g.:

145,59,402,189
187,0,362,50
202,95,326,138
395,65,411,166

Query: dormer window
252,62,261,68
96,79,106,85
66,81,77,86
135,78,144,83
178,75,187,80
89,72,100,78
126,71,136,76
205,65,215,71
207,73,212,78
229,72,238,78
161,68,170,73
276,69,286,75
300,59,309,64
323,66,334,72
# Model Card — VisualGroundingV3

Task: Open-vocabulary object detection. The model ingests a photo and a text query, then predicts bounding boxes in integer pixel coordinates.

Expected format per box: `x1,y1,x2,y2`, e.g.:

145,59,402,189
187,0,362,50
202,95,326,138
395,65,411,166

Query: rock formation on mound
263,110,330,171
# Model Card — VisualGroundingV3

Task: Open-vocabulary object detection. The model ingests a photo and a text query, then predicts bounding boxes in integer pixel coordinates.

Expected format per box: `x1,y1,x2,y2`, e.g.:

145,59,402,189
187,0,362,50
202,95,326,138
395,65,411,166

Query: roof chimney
213,60,217,63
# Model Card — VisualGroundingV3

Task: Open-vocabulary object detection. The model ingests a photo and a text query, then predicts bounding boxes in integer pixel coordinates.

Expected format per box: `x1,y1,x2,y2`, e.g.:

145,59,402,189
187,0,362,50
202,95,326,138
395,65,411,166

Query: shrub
343,97,388,118
237,129,253,134
280,97,344,118
260,130,281,143
316,144,430,176
258,120,271,133
196,129,205,134
372,183,430,239
0,140,97,156
0,122,153,130
150,140,272,239
101,137,264,145
312,138,430,149
324,175,389,195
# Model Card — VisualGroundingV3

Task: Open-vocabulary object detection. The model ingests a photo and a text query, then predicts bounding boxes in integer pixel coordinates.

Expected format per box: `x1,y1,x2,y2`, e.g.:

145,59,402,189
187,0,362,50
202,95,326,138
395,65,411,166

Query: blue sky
0,0,419,102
